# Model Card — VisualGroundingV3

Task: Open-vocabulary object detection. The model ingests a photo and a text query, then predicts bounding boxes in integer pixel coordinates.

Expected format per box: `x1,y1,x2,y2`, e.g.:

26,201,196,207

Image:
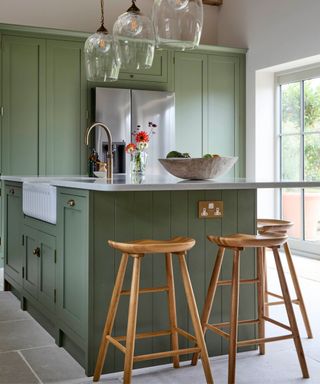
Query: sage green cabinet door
38,230,56,312
57,191,89,338
23,225,56,310
0,187,3,268
4,185,23,285
23,226,39,299
206,55,243,177
174,52,207,157
42,40,87,176
2,36,45,175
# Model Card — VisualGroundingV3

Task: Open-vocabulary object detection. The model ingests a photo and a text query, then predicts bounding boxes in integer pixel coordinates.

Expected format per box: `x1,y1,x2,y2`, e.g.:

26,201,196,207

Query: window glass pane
281,82,301,134
281,135,301,180
304,133,320,181
304,188,320,242
304,78,320,132
282,188,302,239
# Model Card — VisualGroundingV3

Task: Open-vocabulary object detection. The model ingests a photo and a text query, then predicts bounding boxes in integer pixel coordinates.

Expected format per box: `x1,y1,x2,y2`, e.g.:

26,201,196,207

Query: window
277,69,320,250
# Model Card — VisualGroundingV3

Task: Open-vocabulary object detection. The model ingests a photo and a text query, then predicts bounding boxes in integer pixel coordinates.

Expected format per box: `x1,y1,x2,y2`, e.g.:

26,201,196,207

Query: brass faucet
84,122,113,179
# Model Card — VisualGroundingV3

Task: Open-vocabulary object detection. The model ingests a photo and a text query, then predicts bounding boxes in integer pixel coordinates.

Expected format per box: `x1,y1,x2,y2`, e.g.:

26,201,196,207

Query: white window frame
275,64,320,259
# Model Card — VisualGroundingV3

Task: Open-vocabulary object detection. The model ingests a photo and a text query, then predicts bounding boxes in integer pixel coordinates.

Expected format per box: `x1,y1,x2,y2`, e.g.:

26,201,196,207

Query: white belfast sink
22,182,57,224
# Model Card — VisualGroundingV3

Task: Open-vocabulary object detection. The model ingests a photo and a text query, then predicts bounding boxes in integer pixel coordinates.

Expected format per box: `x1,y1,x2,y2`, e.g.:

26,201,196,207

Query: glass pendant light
152,0,203,50
84,0,121,82
113,1,155,70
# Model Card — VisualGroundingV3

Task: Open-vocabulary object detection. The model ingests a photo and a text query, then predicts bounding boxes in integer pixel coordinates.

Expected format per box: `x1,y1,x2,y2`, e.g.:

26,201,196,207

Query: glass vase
130,151,148,175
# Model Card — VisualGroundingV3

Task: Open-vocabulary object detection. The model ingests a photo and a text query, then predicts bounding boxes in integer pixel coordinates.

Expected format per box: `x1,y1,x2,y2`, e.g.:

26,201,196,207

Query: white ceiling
0,0,219,45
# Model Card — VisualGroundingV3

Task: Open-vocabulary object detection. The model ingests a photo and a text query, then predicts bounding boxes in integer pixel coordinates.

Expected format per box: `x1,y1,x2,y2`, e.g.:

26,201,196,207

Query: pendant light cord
100,0,105,27
97,0,108,33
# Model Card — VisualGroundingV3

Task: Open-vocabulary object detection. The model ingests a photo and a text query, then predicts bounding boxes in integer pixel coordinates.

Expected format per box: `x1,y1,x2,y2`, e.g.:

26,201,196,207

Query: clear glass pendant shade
152,0,203,50
84,29,121,82
113,2,155,70
84,0,121,82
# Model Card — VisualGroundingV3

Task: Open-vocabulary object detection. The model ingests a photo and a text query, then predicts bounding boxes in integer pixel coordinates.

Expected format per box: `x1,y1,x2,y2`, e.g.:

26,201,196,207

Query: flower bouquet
125,122,157,175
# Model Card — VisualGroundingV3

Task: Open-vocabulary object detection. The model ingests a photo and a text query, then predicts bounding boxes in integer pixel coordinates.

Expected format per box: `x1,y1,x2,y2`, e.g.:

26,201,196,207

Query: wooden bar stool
191,233,309,384
257,219,313,338
93,237,214,384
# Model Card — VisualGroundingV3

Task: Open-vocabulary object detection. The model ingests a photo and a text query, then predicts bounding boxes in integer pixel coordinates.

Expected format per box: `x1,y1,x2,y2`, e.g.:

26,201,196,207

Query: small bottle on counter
88,149,99,177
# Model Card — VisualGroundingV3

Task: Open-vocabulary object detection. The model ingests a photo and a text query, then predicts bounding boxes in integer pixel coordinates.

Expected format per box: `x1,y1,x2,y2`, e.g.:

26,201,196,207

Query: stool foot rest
237,334,293,347
133,347,201,363
217,278,259,286
114,329,172,342
120,286,169,295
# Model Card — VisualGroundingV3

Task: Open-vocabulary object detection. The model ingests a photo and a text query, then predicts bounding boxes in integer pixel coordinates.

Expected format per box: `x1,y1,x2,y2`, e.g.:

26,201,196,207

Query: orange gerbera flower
135,131,149,143
125,143,136,153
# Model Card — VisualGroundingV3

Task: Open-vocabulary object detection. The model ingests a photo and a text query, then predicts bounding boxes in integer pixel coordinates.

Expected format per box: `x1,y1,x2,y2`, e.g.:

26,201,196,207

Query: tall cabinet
2,36,45,175
1,33,87,177
174,49,245,177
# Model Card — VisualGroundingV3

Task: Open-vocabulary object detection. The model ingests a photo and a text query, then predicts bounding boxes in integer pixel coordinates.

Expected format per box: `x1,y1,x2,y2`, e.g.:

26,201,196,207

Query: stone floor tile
21,345,86,384
0,351,39,384
0,291,31,322
0,318,54,352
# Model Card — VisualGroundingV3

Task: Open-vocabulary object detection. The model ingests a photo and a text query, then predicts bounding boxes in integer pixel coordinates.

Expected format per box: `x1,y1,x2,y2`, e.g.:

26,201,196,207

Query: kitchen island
2,175,320,376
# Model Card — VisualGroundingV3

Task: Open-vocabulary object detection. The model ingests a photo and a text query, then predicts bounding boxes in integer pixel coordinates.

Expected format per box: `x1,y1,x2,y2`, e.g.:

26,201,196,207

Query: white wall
0,0,219,45
216,0,320,178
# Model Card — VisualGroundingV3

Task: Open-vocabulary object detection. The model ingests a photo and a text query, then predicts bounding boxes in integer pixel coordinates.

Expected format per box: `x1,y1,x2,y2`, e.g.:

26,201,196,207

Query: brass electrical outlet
198,201,224,219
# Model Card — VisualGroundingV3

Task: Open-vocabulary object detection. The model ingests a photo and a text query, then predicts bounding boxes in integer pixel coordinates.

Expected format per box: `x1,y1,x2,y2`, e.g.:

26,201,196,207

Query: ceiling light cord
97,0,107,33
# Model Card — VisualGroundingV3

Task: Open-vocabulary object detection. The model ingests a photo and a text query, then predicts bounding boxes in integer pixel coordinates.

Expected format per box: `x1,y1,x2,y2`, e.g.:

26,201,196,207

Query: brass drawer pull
67,199,75,207
33,247,40,257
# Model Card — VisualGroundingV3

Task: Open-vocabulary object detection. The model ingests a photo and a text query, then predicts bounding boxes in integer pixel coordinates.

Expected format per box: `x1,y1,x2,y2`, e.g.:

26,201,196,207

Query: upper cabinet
0,25,245,178
174,50,245,177
41,40,87,175
118,49,169,83
174,52,207,158
2,36,45,175
1,33,87,177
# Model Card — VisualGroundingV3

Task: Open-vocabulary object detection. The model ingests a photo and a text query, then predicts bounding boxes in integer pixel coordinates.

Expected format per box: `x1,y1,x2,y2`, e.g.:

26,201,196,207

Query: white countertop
2,174,320,191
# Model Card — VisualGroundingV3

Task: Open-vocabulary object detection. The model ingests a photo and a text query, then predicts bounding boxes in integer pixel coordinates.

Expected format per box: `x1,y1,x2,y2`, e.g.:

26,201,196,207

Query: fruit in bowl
159,152,238,180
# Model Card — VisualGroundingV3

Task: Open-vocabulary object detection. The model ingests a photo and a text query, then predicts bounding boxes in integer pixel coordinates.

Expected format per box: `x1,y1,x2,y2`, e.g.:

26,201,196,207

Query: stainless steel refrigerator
94,87,175,175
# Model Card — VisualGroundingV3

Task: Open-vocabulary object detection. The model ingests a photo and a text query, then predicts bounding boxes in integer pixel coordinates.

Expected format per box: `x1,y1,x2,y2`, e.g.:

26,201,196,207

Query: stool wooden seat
108,236,196,254
93,237,213,384
192,233,309,384
257,219,313,339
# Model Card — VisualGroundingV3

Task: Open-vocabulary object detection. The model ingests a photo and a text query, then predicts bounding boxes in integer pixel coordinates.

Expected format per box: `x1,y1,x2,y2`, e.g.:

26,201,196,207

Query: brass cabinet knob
33,247,41,257
67,199,75,207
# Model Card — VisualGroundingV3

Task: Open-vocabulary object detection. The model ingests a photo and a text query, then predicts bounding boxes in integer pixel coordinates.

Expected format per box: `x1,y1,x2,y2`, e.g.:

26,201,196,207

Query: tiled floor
1,254,320,384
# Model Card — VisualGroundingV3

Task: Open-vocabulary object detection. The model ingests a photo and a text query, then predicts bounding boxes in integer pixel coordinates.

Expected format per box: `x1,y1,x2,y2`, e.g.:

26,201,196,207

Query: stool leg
228,249,240,384
165,253,180,368
272,247,309,379
257,247,265,355
191,246,225,366
262,247,270,318
123,256,142,384
93,253,129,382
283,242,313,339
178,252,214,384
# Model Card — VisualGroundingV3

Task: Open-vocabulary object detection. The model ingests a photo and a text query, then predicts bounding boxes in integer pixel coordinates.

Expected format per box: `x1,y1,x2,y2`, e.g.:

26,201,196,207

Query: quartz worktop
2,174,320,191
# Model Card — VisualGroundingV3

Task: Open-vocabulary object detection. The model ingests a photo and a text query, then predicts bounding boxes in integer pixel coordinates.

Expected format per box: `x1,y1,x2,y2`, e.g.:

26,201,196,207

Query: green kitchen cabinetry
174,50,246,177
118,49,169,83
1,32,87,177
174,52,207,158
57,188,90,347
23,223,57,313
4,183,24,286
41,40,87,176
1,35,45,176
